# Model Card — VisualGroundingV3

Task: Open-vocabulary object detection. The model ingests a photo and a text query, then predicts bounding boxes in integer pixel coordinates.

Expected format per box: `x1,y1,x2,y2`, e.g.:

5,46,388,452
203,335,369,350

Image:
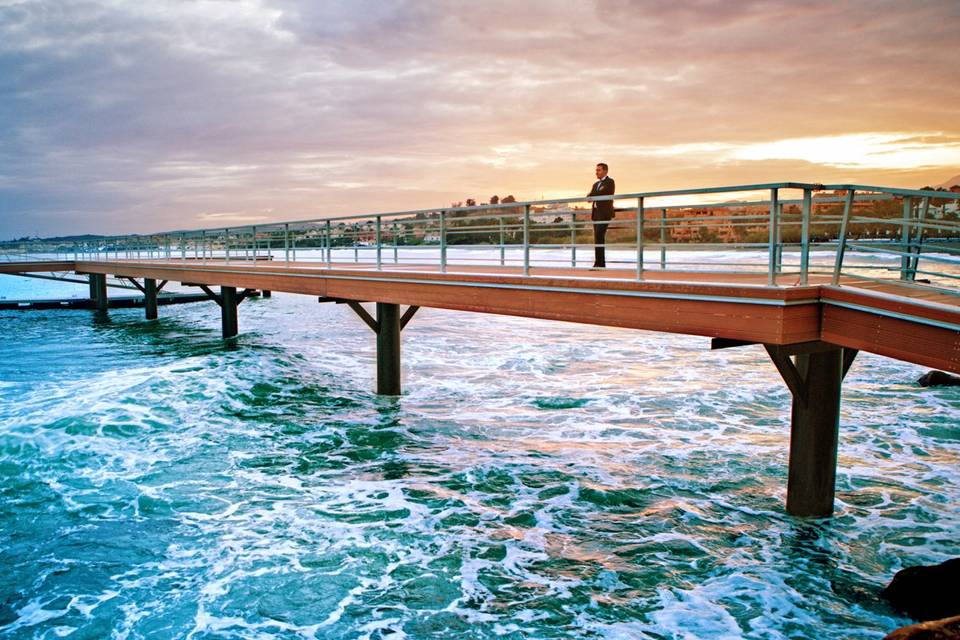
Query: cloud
0,0,959,238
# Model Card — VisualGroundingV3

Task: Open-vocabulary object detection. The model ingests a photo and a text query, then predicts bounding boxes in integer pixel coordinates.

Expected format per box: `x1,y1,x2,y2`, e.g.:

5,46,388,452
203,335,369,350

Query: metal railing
3,182,959,299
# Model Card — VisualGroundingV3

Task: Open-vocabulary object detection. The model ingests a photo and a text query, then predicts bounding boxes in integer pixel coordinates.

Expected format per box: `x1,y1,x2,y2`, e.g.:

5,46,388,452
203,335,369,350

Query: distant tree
490,195,499,205
465,198,476,207
450,201,463,209
502,195,516,203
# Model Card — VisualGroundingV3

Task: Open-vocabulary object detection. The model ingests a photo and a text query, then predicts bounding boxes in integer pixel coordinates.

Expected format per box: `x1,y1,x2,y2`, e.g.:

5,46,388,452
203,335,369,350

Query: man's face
595,165,608,180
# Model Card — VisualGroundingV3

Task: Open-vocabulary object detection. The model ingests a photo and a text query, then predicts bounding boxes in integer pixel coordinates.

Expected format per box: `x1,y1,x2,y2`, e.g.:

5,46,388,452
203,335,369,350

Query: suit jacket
588,176,615,221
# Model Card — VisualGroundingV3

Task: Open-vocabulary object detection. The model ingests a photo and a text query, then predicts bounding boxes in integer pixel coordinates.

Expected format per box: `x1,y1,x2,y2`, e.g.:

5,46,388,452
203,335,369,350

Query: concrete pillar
787,348,844,517
144,278,158,320
376,302,401,395
91,274,108,312
221,286,238,339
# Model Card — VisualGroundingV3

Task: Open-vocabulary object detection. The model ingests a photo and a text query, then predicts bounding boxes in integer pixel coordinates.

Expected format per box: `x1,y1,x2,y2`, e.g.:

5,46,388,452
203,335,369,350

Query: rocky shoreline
882,559,960,639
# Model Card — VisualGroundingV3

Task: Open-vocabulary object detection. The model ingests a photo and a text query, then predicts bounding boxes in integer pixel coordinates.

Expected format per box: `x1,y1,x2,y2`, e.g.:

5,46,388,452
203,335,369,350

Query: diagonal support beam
400,305,420,331
124,277,146,294
198,284,223,307
157,280,169,292
347,301,379,333
236,288,256,304
842,349,858,380
765,345,808,406
341,301,419,335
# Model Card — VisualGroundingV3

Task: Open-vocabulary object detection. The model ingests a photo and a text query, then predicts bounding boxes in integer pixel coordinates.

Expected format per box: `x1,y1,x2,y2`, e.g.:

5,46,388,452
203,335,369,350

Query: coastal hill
935,173,960,188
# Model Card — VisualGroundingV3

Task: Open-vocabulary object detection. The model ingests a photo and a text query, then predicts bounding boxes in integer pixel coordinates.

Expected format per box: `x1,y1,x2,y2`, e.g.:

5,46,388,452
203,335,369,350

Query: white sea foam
1,272,957,638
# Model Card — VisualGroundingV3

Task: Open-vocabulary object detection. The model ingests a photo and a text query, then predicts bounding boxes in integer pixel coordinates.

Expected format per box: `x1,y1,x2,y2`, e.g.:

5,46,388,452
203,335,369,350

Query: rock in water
882,558,960,621
917,371,960,387
883,615,960,640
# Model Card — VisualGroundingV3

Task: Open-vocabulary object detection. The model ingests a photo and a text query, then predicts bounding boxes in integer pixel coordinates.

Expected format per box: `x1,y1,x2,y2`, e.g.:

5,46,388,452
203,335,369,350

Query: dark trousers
593,222,608,267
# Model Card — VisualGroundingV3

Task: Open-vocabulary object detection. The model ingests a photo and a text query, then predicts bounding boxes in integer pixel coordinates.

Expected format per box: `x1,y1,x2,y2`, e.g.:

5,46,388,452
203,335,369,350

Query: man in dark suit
587,163,615,268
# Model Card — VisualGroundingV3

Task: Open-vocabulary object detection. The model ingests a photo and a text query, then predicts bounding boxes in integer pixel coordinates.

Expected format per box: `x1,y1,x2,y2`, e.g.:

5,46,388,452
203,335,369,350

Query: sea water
0,255,958,639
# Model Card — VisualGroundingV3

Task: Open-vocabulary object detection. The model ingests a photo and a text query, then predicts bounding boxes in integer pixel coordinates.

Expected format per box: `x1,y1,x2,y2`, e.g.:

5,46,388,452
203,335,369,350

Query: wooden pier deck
2,258,958,372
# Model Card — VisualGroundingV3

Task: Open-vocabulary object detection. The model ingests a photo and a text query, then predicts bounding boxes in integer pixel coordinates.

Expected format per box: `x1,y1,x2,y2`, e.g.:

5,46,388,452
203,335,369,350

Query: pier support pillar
144,278,158,320
376,302,401,395
765,343,857,517
787,349,843,517
91,274,108,312
221,286,238,339
330,298,418,395
262,290,271,298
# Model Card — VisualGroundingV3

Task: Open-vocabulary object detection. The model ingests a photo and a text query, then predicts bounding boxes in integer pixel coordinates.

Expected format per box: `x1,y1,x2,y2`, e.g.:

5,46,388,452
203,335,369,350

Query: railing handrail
2,181,956,245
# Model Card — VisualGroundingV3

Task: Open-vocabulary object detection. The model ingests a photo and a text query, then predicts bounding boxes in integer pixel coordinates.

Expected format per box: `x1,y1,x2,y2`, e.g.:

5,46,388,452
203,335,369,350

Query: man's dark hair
596,163,608,171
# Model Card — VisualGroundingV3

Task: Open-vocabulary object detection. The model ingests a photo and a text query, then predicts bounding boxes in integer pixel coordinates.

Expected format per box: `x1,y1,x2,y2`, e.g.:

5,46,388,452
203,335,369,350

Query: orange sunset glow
1,1,959,238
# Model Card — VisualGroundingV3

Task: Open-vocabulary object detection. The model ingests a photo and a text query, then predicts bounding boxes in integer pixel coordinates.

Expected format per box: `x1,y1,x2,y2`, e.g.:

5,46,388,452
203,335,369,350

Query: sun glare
730,133,960,169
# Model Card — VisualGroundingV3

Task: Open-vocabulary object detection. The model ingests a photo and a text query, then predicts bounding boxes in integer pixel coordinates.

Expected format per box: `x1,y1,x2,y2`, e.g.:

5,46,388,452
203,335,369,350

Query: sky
1,0,959,239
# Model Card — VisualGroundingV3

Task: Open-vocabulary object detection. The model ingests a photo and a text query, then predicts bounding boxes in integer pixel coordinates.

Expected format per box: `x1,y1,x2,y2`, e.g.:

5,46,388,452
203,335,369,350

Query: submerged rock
917,371,960,387
883,615,960,640
882,558,960,621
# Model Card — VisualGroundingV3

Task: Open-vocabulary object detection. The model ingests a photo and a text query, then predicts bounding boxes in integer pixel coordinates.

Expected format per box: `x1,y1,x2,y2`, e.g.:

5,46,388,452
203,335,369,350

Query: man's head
595,163,608,180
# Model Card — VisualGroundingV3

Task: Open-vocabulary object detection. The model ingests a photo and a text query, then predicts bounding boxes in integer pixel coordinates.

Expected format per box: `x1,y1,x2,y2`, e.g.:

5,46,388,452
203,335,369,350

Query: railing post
353,224,359,263
909,196,929,281
225,228,230,263
570,212,577,268
251,225,257,261
320,224,326,264
284,223,290,264
326,220,332,267
499,216,506,266
659,208,667,270
776,202,784,273
179,234,185,260
376,215,382,270
800,189,811,285
440,210,447,272
831,190,855,285
393,223,399,263
768,188,779,285
900,197,913,280
636,197,645,280
523,204,531,276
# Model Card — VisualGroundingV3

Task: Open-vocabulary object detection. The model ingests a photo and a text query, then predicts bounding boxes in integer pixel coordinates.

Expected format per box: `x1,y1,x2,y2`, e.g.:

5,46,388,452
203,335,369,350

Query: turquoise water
1,277,958,639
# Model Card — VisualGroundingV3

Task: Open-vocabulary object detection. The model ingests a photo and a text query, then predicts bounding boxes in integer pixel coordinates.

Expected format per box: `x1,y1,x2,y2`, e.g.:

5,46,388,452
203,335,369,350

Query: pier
3,181,958,518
